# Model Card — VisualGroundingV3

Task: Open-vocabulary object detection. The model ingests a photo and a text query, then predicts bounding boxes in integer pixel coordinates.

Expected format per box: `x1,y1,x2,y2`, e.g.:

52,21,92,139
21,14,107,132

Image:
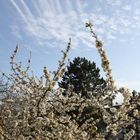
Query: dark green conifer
59,57,106,98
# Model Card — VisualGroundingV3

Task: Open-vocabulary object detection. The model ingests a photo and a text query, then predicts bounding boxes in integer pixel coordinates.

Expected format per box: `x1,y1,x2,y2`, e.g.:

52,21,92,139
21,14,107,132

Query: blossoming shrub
0,23,140,140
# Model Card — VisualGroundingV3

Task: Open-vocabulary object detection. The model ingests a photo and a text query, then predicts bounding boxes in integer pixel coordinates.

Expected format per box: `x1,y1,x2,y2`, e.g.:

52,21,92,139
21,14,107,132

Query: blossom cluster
0,22,140,140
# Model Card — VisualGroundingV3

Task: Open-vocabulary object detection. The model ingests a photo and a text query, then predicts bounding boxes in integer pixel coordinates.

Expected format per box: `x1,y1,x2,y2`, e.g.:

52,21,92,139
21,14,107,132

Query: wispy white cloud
123,5,131,11
10,0,28,23
10,0,140,49
20,0,34,19
10,25,22,39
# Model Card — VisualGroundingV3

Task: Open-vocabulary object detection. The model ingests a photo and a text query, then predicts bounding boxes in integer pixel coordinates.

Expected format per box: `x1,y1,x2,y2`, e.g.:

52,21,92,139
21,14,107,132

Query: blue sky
0,0,140,91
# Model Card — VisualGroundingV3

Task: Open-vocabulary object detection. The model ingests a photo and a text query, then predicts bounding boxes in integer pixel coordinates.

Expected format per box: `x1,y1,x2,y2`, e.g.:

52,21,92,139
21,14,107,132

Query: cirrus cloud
10,0,140,49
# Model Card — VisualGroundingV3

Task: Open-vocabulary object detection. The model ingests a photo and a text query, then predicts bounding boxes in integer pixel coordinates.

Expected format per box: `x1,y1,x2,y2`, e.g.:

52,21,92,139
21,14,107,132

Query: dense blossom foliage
0,22,140,140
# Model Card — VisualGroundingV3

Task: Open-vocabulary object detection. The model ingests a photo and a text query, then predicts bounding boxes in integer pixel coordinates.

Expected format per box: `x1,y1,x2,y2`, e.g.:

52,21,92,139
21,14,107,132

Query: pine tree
59,57,106,98
58,57,107,129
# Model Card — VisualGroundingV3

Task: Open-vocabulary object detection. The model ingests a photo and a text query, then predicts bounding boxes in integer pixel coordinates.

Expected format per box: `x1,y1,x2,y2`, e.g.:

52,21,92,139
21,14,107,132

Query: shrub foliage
0,22,140,140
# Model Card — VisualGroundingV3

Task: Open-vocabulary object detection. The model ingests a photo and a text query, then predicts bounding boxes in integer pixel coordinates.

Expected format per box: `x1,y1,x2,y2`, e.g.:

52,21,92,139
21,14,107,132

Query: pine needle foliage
59,57,106,98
